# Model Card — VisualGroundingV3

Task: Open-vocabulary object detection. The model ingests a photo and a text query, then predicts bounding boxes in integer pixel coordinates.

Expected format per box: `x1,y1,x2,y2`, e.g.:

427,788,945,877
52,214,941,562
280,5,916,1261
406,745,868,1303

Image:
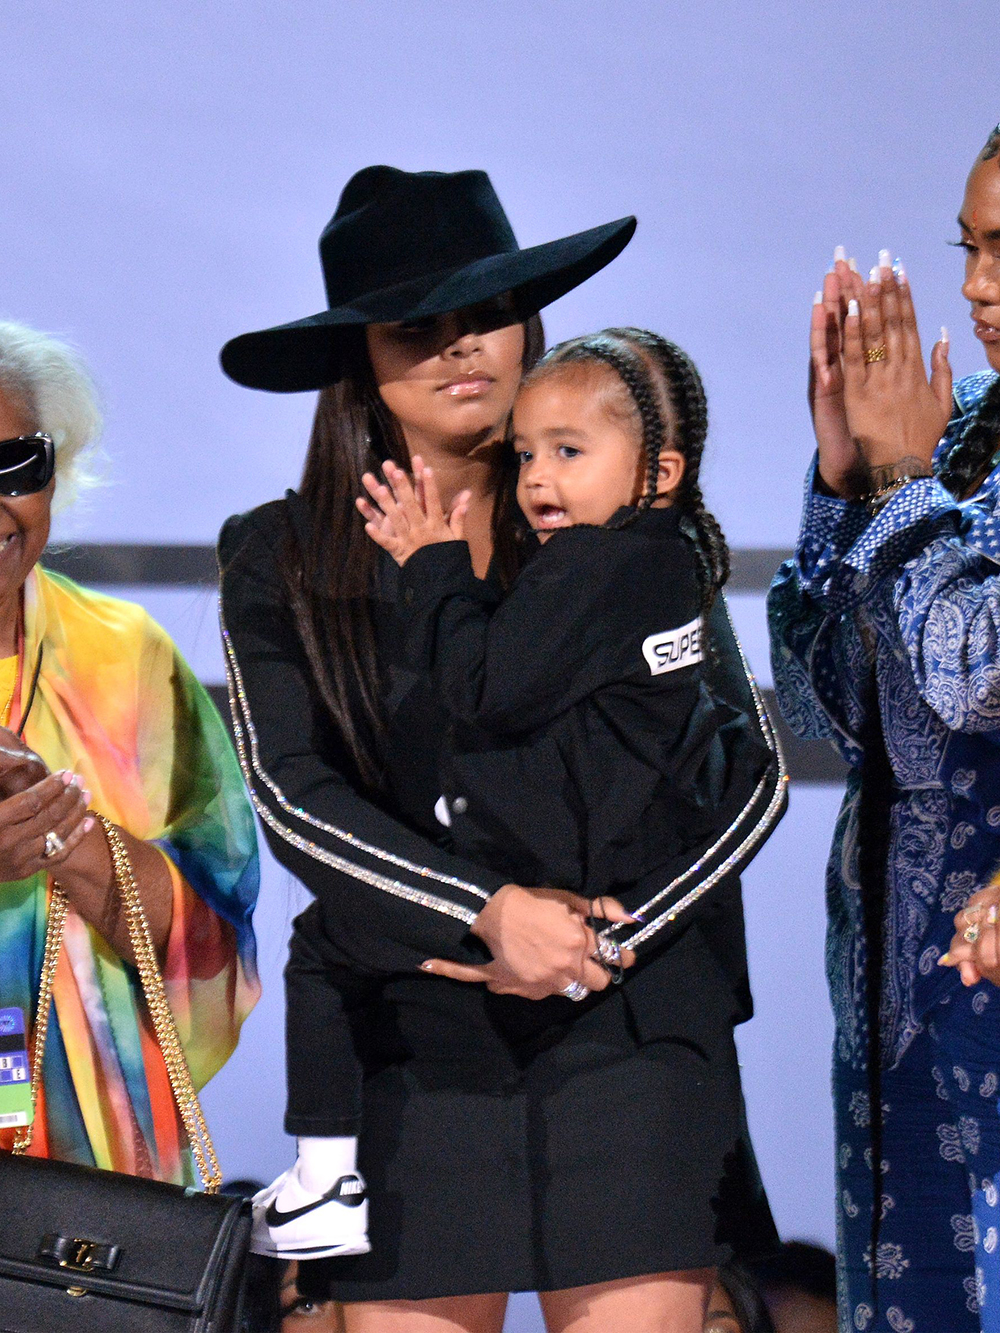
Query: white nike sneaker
250,1168,370,1259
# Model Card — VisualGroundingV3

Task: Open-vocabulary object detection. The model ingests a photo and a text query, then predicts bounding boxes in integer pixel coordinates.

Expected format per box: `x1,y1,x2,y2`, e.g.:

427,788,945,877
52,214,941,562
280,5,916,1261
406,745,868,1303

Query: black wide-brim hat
221,166,636,392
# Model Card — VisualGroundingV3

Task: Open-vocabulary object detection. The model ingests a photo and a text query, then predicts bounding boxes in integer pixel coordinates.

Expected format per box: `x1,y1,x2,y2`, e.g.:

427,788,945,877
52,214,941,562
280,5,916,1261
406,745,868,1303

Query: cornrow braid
533,327,729,612
533,332,666,526
936,374,1000,498
607,328,730,609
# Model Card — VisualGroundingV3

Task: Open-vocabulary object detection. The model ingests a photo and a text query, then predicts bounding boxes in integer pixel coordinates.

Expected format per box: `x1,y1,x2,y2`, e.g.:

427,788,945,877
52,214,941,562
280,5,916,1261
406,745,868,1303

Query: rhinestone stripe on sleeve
219,602,488,917
618,597,789,949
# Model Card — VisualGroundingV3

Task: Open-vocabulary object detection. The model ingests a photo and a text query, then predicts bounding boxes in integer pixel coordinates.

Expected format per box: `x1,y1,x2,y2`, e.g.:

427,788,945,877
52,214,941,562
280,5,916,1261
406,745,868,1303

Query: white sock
294,1135,359,1194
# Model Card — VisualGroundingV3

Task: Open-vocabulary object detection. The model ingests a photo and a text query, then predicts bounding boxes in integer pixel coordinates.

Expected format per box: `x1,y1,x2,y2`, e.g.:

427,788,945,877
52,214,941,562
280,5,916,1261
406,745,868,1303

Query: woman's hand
0,727,49,797
0,769,91,881
811,252,869,498
420,883,637,1000
941,884,1000,988
357,456,470,566
841,258,952,486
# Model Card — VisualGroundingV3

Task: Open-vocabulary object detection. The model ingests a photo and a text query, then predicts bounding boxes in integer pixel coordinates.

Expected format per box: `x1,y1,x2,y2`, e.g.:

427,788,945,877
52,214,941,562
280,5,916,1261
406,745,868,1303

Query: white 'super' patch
641,617,703,675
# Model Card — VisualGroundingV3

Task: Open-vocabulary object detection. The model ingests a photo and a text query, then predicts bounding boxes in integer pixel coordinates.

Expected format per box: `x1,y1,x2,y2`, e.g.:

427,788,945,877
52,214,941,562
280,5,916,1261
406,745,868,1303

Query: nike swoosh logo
265,1176,367,1225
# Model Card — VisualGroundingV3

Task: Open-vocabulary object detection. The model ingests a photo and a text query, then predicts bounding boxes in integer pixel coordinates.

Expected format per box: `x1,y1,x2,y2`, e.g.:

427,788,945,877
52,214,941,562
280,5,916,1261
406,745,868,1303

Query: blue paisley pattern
768,372,1000,1330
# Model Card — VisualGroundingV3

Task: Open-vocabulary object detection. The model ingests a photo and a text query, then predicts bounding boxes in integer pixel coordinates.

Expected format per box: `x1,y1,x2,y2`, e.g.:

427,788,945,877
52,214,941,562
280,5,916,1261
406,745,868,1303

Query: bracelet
863,473,931,515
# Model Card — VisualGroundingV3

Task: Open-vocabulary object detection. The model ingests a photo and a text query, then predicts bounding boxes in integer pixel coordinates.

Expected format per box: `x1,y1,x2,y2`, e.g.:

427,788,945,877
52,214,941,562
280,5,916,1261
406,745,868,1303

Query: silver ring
594,936,623,968
560,980,590,1002
965,924,981,945
43,830,65,859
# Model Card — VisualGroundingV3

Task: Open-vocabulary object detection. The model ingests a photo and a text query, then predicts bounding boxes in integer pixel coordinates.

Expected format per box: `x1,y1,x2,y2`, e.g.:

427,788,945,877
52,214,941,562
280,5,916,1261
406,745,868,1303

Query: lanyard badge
0,1007,32,1128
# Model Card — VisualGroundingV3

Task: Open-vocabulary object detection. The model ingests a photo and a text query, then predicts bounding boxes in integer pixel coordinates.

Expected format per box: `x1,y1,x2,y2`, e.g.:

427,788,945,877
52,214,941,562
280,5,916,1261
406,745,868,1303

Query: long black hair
280,315,545,789
523,327,730,611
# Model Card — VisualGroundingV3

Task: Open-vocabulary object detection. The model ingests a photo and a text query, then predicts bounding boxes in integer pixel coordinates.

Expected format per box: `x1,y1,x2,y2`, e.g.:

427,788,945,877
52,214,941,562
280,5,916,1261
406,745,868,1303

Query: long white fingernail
869,265,881,284
848,298,860,316
895,262,908,284
878,248,892,270
834,244,847,263
813,290,823,305
941,325,950,346
848,257,860,274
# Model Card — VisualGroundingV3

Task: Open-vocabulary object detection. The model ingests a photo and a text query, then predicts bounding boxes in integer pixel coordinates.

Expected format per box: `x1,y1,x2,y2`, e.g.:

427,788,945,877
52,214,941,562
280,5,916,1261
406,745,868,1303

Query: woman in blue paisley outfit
768,126,1000,1333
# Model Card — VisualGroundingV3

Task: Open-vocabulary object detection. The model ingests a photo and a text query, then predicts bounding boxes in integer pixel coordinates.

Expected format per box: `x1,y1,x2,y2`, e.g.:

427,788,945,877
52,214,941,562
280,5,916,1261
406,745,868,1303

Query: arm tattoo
866,457,934,491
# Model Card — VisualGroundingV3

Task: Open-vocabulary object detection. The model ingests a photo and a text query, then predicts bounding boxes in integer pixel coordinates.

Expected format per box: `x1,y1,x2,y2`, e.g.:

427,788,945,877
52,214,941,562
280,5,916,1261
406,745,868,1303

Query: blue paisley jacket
769,371,1000,1069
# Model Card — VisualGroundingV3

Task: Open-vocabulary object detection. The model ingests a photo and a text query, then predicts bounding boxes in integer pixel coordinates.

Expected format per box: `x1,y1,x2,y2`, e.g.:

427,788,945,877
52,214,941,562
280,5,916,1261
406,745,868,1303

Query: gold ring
42,830,65,859
963,906,983,926
965,924,981,944
864,344,887,364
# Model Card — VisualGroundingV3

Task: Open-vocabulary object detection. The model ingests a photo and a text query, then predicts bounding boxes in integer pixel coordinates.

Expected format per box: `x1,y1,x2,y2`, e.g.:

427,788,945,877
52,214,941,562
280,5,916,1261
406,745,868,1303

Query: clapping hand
357,456,470,566
810,248,952,497
0,728,90,880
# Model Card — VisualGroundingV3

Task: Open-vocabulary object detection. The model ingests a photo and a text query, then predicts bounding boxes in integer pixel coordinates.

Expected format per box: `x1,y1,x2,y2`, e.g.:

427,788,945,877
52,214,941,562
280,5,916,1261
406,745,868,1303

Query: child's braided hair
526,327,730,610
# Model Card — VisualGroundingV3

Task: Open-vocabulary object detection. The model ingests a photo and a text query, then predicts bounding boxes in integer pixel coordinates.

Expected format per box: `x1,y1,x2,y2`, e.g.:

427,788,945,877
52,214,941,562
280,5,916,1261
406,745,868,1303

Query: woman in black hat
218,167,778,1331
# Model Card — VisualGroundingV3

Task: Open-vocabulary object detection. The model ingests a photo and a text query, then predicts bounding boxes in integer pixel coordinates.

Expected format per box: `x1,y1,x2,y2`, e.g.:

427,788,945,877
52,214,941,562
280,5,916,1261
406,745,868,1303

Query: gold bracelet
863,473,930,515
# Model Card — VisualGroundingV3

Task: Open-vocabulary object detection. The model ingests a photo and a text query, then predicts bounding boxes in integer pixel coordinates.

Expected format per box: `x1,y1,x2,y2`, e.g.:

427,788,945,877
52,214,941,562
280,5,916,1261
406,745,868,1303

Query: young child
251,328,783,1260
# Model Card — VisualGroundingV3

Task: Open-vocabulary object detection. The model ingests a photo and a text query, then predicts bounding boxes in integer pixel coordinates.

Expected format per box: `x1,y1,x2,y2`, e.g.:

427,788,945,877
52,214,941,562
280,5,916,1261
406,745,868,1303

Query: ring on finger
43,830,65,859
864,343,887,364
560,980,590,1002
965,924,982,945
592,934,625,985
963,906,983,926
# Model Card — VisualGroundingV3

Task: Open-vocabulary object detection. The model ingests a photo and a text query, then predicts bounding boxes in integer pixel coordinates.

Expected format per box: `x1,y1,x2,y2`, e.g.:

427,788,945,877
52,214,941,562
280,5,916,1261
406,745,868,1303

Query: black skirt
300,923,777,1303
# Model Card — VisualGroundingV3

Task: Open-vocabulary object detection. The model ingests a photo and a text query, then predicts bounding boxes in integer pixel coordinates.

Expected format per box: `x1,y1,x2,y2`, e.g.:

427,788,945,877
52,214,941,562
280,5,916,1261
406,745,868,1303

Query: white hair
0,320,104,512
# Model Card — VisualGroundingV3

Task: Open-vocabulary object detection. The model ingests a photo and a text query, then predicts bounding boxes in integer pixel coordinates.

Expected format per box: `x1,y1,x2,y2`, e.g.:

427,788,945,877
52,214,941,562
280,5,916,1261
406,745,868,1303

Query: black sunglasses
0,434,55,496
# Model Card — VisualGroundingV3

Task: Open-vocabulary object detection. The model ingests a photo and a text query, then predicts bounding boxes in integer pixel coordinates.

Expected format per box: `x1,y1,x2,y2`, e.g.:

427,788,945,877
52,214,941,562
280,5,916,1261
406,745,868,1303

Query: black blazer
218,495,787,1004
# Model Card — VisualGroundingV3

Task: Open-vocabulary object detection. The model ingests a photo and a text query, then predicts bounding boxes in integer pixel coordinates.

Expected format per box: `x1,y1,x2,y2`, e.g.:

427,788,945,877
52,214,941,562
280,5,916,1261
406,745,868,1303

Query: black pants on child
283,910,367,1137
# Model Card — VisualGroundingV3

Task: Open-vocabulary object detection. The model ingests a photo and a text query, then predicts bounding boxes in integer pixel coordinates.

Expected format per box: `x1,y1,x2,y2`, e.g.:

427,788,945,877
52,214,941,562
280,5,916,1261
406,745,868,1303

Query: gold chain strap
12,816,221,1193
11,886,68,1153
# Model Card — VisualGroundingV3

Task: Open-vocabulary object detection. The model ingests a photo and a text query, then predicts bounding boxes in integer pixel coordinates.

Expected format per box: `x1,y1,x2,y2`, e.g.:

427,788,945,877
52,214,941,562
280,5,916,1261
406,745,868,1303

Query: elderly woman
0,319,259,1182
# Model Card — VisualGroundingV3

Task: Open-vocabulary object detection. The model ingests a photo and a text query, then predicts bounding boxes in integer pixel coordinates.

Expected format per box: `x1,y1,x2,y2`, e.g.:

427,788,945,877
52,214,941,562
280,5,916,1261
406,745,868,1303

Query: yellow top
0,654,17,727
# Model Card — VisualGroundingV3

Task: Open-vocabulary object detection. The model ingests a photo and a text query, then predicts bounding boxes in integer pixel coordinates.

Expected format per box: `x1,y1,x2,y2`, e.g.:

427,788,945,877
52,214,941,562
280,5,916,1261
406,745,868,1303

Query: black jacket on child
218,495,786,1039
394,506,776,923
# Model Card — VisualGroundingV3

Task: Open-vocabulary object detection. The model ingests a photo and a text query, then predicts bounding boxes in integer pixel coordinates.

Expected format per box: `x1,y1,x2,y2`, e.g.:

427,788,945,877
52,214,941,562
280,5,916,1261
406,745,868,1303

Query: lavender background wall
5,3,1000,1326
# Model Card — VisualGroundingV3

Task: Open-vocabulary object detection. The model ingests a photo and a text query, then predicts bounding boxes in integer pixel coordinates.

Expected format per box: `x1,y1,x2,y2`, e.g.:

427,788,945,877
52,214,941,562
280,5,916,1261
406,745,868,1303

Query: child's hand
357,457,470,566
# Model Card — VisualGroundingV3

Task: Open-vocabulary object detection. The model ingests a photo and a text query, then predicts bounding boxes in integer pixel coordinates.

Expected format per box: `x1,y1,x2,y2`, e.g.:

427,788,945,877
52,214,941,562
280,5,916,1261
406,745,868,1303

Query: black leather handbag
0,817,251,1331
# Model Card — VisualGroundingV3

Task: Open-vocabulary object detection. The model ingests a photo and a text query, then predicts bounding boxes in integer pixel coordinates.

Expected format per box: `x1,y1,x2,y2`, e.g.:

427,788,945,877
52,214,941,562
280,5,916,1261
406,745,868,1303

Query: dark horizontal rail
43,544,794,594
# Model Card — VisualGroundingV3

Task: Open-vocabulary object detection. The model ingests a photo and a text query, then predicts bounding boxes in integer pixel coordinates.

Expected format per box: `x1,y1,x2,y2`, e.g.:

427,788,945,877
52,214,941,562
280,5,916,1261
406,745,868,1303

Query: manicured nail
833,244,847,263
420,961,434,971
878,248,892,270
988,905,998,925
82,790,91,804
895,262,907,284
848,257,860,274
941,325,950,346
938,953,952,966
61,771,74,786
869,265,881,284
848,299,860,316
83,816,94,833
630,912,646,923
813,290,823,305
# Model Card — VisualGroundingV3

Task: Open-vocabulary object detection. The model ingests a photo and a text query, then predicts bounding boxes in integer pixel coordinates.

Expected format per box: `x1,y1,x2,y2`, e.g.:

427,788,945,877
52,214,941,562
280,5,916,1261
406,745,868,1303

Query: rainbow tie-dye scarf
0,565,259,1183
